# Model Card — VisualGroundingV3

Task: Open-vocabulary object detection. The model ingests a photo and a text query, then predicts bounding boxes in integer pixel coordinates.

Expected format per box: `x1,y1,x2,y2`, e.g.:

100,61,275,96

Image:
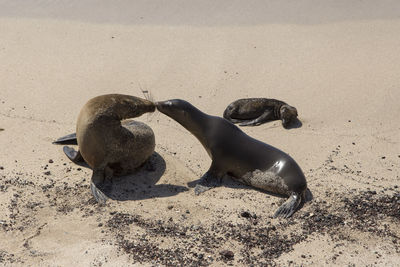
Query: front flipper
273,192,302,218
63,146,84,163
90,169,108,204
239,110,273,126
194,167,224,195
52,133,77,145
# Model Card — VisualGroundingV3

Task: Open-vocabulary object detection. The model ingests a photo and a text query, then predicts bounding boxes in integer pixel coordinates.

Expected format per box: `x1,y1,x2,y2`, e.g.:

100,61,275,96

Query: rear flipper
239,110,273,126
273,192,302,218
90,169,108,204
194,169,223,195
52,133,77,145
224,117,246,124
63,146,84,163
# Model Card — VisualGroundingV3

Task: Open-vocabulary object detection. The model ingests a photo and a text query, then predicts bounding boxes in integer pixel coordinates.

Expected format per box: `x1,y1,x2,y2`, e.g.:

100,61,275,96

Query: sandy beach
0,1,399,266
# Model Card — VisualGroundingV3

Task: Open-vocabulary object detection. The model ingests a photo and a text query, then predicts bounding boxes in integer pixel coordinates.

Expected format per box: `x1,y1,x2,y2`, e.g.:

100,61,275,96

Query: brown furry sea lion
54,94,156,203
223,98,298,128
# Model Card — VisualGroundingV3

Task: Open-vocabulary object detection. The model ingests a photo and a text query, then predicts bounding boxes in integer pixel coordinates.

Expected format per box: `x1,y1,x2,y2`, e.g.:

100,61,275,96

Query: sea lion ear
280,105,288,113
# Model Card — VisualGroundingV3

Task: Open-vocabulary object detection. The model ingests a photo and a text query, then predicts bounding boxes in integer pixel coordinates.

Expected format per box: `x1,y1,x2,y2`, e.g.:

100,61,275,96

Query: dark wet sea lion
54,94,156,203
223,98,298,128
156,99,307,218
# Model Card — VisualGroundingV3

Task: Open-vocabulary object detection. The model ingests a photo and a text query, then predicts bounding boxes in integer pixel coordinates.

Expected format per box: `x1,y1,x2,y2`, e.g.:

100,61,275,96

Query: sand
0,1,399,266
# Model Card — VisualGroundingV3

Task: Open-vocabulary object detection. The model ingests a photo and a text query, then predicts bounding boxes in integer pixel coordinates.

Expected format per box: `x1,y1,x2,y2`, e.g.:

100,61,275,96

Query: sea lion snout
155,100,172,109
223,103,236,119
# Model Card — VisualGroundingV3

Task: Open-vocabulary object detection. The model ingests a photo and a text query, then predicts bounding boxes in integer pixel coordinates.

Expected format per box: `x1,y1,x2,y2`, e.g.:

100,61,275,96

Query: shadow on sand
284,118,303,130
188,174,313,212
103,152,188,201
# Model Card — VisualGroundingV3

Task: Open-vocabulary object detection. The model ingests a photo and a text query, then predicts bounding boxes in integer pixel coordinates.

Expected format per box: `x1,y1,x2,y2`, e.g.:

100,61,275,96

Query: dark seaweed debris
343,191,400,220
105,189,400,266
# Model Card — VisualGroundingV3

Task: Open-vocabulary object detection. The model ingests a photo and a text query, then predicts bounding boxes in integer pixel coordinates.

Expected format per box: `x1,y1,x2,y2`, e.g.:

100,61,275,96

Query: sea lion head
280,104,298,128
156,99,202,128
223,102,240,120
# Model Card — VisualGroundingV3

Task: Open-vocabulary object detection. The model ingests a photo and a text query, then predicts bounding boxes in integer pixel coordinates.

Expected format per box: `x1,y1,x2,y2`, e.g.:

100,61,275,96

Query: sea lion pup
54,94,156,203
223,98,298,128
156,99,307,218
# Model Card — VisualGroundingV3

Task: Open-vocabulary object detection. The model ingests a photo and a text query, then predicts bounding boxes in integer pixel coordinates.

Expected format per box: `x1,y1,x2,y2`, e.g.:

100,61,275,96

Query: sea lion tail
273,192,302,218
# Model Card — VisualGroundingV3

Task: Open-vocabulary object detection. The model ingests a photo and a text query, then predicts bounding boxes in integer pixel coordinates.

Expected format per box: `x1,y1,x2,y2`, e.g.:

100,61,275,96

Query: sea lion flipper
52,133,77,145
273,192,302,218
194,169,223,195
90,169,108,204
239,110,273,127
225,118,245,124
63,146,84,163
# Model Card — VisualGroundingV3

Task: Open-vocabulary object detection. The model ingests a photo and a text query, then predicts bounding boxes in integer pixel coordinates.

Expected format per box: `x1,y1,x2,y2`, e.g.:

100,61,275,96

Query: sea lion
156,99,307,218
54,94,156,203
223,98,298,128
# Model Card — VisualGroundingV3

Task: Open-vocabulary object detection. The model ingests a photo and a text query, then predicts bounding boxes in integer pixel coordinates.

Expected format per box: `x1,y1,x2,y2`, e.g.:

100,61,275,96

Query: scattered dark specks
301,254,306,258
348,120,351,122
0,166,3,170
77,168,82,171
0,128,4,131
167,205,174,210
48,159,53,164
352,142,355,145
44,171,51,175
381,156,386,159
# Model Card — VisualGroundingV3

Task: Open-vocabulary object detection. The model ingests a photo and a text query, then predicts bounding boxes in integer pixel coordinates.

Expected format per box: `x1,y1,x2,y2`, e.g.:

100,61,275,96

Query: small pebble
240,211,251,218
44,171,51,175
220,250,234,259
48,159,53,163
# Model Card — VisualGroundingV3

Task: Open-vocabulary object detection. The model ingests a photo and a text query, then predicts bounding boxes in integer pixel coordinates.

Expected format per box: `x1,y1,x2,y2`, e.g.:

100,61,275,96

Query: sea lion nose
155,100,172,112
